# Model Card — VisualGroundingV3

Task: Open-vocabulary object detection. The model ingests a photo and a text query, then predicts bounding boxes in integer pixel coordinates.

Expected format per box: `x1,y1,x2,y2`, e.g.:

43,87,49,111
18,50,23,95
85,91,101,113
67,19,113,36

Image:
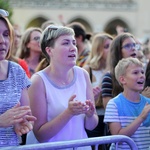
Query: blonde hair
115,57,143,85
86,33,113,70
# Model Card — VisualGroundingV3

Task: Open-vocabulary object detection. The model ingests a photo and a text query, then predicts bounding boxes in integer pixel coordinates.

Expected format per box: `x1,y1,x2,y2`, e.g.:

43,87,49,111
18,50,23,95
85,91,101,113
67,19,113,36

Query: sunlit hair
0,16,14,59
18,27,42,59
40,25,75,61
86,33,113,70
115,57,143,86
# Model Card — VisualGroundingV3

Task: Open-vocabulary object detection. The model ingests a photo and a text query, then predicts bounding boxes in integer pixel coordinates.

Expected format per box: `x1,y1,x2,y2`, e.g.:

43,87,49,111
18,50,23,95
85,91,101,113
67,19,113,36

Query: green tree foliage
0,0,13,21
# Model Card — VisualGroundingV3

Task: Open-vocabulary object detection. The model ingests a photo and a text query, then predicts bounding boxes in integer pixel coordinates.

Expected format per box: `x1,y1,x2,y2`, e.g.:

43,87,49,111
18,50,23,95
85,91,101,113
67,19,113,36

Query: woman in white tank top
26,25,98,150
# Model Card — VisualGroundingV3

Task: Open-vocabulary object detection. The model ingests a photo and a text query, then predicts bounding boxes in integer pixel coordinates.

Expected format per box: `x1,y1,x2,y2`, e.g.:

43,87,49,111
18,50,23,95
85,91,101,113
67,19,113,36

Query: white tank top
27,66,91,150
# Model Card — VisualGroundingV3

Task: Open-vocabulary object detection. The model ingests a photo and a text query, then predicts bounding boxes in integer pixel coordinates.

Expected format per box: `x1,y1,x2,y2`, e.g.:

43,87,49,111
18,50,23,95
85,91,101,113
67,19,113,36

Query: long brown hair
18,27,43,62
106,32,135,96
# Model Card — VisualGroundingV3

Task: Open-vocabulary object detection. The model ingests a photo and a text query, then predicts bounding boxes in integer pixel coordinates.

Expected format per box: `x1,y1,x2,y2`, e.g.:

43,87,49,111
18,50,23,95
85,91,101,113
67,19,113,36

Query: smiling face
121,64,145,92
50,34,77,67
0,19,10,61
121,37,137,58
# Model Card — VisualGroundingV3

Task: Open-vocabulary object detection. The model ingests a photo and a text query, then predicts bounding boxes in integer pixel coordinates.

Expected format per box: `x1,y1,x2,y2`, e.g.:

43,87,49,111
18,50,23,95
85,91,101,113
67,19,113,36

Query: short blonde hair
115,57,144,85
41,25,75,61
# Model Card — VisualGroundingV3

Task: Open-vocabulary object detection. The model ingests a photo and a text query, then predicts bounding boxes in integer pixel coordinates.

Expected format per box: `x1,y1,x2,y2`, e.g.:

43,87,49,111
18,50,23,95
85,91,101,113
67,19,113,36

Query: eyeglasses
32,36,41,42
104,44,110,49
0,9,9,17
122,43,139,51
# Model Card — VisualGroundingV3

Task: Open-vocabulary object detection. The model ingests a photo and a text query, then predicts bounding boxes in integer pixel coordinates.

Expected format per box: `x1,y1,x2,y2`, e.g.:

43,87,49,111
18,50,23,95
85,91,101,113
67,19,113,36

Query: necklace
58,78,70,85
57,72,73,86
49,67,73,86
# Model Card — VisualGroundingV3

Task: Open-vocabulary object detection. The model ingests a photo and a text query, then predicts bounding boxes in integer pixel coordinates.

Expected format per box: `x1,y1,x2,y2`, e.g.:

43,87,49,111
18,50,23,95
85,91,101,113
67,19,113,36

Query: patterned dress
0,61,31,147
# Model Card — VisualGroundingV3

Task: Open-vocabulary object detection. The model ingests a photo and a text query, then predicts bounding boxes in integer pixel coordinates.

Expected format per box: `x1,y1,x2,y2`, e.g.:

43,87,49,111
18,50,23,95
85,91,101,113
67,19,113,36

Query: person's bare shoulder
82,64,90,73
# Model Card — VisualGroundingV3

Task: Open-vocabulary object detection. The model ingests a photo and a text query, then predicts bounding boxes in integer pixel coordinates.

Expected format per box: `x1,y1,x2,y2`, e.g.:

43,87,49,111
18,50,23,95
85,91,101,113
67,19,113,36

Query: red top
18,59,31,78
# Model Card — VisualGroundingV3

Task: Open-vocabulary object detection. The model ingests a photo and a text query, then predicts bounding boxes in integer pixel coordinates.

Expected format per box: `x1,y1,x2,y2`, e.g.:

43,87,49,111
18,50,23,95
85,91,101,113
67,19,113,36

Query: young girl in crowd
102,32,140,109
83,33,113,138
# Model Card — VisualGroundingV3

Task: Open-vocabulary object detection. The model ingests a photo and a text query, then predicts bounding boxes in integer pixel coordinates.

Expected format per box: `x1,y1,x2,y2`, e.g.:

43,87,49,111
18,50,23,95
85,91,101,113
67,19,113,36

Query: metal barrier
2,135,138,150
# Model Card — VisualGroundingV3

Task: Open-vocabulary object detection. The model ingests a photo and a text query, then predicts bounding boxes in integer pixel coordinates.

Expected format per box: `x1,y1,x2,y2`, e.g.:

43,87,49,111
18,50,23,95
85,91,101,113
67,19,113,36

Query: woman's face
102,38,112,60
50,34,77,67
121,37,137,58
0,19,10,61
27,30,42,53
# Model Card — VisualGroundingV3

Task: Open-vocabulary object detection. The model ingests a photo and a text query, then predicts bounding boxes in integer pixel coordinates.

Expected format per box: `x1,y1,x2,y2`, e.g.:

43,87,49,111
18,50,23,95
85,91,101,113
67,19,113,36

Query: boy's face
120,64,145,92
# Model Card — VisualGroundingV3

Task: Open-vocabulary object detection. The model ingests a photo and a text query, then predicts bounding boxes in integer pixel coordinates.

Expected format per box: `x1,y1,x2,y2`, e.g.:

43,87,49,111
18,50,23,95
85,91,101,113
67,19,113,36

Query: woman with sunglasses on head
17,27,43,77
0,9,36,147
26,25,98,149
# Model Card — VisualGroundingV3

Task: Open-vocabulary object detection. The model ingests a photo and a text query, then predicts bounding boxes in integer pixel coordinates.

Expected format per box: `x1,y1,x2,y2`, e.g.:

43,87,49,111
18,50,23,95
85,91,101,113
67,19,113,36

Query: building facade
8,0,150,40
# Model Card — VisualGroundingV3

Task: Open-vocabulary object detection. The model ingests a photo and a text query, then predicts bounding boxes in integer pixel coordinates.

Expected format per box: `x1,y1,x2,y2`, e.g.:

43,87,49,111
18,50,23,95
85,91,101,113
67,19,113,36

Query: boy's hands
139,102,150,121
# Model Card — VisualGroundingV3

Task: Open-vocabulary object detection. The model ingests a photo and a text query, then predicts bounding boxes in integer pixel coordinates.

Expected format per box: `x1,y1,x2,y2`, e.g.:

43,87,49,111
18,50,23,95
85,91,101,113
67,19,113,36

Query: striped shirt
104,93,150,150
101,72,113,97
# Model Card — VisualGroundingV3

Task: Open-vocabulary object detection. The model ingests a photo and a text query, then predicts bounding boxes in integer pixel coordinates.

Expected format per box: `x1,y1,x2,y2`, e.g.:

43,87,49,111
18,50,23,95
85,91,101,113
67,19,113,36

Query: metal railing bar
2,135,138,150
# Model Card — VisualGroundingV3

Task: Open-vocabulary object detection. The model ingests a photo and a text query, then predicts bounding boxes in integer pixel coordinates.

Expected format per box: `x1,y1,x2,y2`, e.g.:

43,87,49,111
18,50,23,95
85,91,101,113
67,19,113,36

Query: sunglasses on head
47,25,58,31
0,9,9,17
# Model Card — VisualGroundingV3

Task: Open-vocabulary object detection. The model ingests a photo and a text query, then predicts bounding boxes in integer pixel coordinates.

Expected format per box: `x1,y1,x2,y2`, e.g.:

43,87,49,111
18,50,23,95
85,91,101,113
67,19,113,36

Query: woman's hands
0,102,37,135
0,103,32,127
67,95,95,117
14,115,37,136
93,86,101,100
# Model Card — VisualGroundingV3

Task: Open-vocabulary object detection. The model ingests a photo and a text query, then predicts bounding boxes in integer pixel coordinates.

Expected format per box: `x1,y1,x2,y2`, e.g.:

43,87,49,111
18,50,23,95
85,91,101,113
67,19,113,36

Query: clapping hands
0,102,36,135
14,114,37,136
142,86,150,98
93,86,101,100
67,95,95,117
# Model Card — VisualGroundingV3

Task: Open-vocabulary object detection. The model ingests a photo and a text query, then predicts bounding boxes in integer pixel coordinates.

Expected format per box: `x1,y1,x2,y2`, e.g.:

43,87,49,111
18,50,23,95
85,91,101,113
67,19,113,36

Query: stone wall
9,0,137,10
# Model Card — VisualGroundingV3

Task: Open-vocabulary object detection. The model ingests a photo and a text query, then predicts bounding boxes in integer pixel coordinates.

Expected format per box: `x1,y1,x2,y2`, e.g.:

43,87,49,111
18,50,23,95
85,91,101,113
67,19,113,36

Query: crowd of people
1,8,150,150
